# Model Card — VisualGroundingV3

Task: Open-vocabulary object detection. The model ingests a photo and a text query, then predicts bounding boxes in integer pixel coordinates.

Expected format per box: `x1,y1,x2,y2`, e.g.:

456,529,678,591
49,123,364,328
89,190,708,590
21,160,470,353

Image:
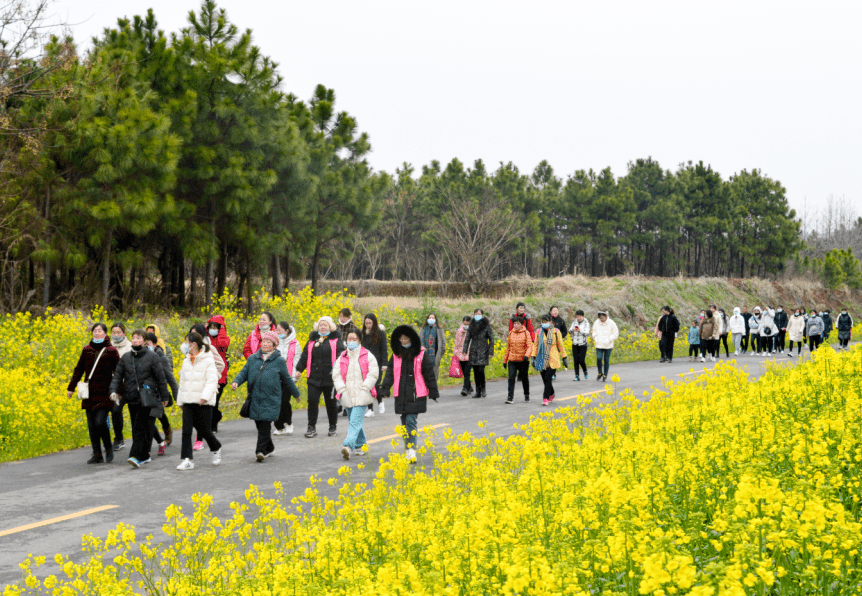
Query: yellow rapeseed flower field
6,346,862,595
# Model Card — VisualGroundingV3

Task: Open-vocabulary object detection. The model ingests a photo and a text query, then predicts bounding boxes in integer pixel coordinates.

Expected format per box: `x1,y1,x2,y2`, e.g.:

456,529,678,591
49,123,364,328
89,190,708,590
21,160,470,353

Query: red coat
67,342,121,410
508,314,536,341
207,315,231,384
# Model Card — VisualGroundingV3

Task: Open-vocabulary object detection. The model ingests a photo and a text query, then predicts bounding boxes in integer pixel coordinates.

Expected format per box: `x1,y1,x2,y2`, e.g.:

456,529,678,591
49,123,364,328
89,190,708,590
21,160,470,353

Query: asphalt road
0,350,800,586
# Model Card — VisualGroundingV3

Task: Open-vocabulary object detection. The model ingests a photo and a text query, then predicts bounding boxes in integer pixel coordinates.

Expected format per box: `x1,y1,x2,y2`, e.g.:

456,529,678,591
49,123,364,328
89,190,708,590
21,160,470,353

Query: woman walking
718,309,730,358
232,331,299,462
787,308,806,357
379,325,440,463
591,310,619,381
836,309,853,350
464,309,494,398
728,308,746,355
509,302,536,341
806,310,824,352
549,306,568,340
687,319,700,361
360,313,388,416
205,315,231,432
295,316,345,438
144,332,178,456
332,330,379,460
109,330,170,468
243,312,276,359
759,307,777,357
569,310,590,380
699,310,716,362
748,308,761,356
531,315,566,405
419,313,446,382
660,307,680,363
176,332,222,470
503,315,533,403
453,316,473,396
109,323,131,452
67,323,121,464
273,321,302,436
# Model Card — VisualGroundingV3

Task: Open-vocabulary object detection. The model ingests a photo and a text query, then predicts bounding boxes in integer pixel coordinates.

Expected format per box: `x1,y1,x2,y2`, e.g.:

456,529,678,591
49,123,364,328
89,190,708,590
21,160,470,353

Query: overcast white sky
52,0,861,221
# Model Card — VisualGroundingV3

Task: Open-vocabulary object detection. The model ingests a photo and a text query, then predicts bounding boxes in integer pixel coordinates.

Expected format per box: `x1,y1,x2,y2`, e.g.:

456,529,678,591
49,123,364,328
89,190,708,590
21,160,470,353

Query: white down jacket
591,317,620,350
331,346,379,408
277,326,302,376
728,308,746,334
176,348,219,406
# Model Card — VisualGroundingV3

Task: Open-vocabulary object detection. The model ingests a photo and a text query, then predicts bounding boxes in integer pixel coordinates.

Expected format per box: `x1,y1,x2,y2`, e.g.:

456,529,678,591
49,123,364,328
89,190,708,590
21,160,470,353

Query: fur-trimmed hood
468,316,489,335
308,329,343,345
390,325,421,360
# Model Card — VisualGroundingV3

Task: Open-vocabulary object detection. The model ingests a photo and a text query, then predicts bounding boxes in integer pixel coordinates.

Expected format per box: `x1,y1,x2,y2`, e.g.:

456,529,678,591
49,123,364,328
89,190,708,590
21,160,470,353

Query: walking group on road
67,301,854,470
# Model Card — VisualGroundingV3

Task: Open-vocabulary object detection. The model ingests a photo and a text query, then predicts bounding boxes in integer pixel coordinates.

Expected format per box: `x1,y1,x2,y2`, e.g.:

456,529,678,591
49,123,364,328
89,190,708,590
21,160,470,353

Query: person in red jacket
207,315,231,433
508,302,536,341
243,312,275,359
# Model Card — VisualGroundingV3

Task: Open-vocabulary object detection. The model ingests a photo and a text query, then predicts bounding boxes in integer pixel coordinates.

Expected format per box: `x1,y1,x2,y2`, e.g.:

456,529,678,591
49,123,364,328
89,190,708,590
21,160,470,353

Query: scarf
534,328,553,371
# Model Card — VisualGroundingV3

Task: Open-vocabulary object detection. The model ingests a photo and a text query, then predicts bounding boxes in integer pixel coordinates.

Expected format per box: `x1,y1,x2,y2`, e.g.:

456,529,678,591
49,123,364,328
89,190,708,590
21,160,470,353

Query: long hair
187,331,211,352
361,313,381,345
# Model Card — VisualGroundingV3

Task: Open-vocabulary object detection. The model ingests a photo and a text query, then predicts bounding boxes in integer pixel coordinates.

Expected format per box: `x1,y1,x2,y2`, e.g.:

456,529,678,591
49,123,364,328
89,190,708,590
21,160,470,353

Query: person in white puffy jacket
728,307,747,355
591,311,619,382
759,307,778,356
176,331,222,470
332,330,379,460
273,322,302,436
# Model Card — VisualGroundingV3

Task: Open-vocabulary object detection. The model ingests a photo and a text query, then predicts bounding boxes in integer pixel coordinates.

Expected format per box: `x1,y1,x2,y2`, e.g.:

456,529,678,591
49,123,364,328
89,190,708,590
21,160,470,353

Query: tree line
0,0,805,312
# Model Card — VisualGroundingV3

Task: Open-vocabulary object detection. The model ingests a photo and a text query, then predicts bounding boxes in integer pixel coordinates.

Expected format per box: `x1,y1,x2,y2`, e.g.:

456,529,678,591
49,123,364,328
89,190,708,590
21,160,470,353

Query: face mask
401,342,411,349
180,343,189,355
319,330,330,337
209,328,218,337
541,323,550,329
474,315,482,322
427,319,436,326
111,335,124,343
92,337,105,344
259,324,270,332
777,309,782,312
347,341,359,350
147,345,154,351
278,333,287,339
842,311,847,315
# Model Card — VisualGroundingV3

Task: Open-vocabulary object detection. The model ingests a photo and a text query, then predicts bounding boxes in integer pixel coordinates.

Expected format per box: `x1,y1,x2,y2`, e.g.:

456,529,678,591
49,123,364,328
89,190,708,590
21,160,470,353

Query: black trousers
662,335,676,361
750,334,759,353
572,344,588,374
86,408,112,456
128,404,154,461
507,360,529,398
809,335,821,352
307,383,338,428
689,344,699,356
741,332,749,352
181,404,221,459
761,335,773,352
153,413,171,444
274,394,293,430
789,340,803,354
473,365,486,391
254,420,274,455
212,383,225,431
459,360,473,391
111,402,126,442
776,330,786,351
540,368,556,400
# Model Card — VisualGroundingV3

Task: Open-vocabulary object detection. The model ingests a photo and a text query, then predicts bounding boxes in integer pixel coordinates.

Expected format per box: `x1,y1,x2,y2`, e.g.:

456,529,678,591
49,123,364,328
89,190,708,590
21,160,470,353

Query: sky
51,0,861,223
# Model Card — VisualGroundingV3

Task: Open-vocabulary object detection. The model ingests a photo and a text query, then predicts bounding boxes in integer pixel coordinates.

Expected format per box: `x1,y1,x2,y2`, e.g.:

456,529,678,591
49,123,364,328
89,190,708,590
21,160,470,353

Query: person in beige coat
332,330,379,460
175,331,222,470
786,309,806,357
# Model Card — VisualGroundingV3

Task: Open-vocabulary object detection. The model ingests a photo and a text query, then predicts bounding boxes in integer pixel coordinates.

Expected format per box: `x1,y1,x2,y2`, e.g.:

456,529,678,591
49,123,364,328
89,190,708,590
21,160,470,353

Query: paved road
0,352,793,586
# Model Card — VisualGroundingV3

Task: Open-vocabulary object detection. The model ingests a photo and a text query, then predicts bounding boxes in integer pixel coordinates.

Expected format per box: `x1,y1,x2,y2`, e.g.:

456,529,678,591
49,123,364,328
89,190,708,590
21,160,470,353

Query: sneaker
548,394,555,403
105,449,114,463
734,351,739,356
406,448,417,462
140,457,152,465
255,452,265,462
177,458,194,471
305,427,317,438
787,353,792,358
584,372,589,380
480,390,487,398
212,450,221,466
365,409,375,418
574,376,580,381
127,457,140,468
659,358,667,363
542,398,549,406
285,424,294,435
87,454,104,464
273,427,289,436
157,442,166,456
379,401,385,414
328,426,337,437
341,446,351,460
524,396,530,402
112,440,125,451
505,398,513,404
193,440,203,451
264,451,274,458
342,409,348,417
352,448,365,457
699,356,705,362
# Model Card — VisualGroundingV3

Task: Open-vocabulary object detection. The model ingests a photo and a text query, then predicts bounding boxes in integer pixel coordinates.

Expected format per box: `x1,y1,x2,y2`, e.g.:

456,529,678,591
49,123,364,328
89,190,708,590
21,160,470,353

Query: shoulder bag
77,348,107,400
133,354,160,409
240,357,274,418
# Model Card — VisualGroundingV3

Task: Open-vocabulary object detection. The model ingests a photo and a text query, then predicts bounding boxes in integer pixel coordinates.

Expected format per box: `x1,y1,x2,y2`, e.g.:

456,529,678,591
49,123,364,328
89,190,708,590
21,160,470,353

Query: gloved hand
110,393,120,405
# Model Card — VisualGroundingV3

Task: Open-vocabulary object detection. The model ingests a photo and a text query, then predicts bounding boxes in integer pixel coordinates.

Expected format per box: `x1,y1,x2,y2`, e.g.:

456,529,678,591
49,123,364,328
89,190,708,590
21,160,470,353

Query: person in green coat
231,330,299,462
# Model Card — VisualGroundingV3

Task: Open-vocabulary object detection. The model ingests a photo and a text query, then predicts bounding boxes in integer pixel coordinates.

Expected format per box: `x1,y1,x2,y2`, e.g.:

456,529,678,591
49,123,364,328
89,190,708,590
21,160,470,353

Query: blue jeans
596,348,612,376
400,413,418,449
343,406,368,450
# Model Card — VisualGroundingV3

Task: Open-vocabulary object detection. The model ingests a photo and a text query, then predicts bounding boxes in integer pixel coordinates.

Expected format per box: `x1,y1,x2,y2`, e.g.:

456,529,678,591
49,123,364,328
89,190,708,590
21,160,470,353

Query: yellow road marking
679,370,706,376
367,423,450,444
0,505,118,537
555,390,605,402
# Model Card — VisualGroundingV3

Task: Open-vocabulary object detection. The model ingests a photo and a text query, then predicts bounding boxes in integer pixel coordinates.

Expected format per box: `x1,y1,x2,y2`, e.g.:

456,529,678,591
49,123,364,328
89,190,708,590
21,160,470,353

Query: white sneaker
352,448,365,457
273,428,289,436
285,424,293,435
699,356,705,362
177,458,194,471
406,448,417,462
212,450,221,466
140,457,152,465
341,446,351,460
734,350,739,356
365,409,375,418
379,401,385,414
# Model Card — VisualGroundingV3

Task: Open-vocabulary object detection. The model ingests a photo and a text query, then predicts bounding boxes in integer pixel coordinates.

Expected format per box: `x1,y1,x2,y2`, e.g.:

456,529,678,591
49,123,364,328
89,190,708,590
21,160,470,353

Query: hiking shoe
305,427,317,438
157,442,166,456
177,458,194,471
341,446,351,460
378,401,385,414
505,398,513,404
524,396,530,402
212,450,221,466
112,440,125,451
273,427,290,436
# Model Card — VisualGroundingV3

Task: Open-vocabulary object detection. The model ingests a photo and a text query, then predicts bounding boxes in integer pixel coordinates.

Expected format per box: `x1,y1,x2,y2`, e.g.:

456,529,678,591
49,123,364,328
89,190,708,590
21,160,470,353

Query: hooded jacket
206,315,231,383
360,324,388,377
822,312,834,335
569,318,591,346
787,313,806,342
773,309,789,331
332,345,379,408
109,346,170,411
508,313,536,342
110,335,131,358
68,341,121,411
379,325,439,414
276,325,302,377
146,324,173,370
177,347,219,407
464,316,495,366
232,349,299,421
592,316,619,349
454,324,470,362
295,329,345,387
728,308,746,334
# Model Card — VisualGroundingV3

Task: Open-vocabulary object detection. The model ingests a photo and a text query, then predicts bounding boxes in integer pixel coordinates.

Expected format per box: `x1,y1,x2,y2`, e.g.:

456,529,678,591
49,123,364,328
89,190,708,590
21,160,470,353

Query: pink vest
286,340,299,376
392,348,428,398
248,329,262,356
338,348,378,398
306,338,338,378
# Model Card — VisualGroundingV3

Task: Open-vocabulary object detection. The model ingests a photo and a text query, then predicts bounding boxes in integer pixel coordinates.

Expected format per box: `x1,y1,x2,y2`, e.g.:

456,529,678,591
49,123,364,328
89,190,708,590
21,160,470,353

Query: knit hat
317,316,337,332
261,330,280,347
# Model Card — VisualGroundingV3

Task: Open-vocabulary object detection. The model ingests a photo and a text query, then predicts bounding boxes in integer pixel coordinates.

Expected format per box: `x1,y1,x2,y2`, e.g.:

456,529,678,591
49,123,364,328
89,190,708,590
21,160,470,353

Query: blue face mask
541,323,550,329
319,330,330,337
147,345,154,351
427,319,436,326
474,315,482,322
92,337,105,344
278,333,287,339
209,328,218,337
347,341,359,350
402,342,411,349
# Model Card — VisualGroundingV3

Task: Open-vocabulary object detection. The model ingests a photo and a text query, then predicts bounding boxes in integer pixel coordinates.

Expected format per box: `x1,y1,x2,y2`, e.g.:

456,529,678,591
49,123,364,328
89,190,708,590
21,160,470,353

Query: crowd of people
67,302,853,470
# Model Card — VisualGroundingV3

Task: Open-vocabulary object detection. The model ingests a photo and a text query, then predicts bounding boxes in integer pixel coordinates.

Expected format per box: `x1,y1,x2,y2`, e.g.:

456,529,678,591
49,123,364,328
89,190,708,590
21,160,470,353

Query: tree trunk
216,240,227,297
42,187,50,307
189,262,197,309
245,252,253,317
271,254,283,296
102,229,112,308
282,247,291,292
310,242,322,294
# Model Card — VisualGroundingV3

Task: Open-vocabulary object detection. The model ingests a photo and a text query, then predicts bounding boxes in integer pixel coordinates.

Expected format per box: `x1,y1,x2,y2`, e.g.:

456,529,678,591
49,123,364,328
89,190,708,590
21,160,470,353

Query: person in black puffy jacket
295,316,345,438
659,306,680,363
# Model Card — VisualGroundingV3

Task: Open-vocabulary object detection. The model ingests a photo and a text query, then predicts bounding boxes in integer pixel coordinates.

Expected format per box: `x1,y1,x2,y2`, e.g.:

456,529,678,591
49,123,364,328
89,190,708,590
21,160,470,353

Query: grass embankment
7,346,862,595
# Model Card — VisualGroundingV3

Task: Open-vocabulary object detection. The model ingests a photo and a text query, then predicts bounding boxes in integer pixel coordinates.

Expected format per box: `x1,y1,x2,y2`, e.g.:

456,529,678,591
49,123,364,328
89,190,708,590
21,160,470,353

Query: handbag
133,355,160,409
763,326,772,335
448,353,463,378
240,357,274,418
77,348,107,400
